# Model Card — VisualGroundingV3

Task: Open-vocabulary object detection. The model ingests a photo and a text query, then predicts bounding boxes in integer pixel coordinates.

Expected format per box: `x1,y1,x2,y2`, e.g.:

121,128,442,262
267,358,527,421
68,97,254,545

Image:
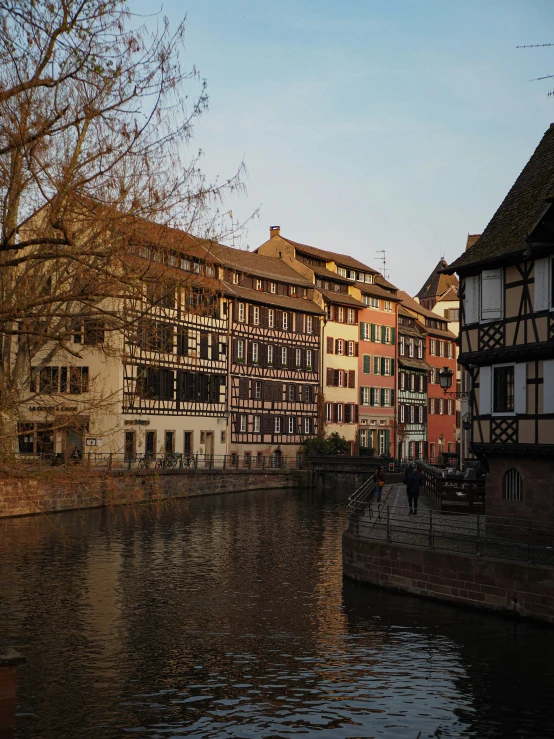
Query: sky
134,0,554,293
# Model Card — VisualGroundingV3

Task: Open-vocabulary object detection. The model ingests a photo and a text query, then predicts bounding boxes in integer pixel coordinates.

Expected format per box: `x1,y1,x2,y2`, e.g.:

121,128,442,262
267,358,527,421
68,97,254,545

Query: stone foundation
0,468,307,518
343,532,554,624
485,456,554,523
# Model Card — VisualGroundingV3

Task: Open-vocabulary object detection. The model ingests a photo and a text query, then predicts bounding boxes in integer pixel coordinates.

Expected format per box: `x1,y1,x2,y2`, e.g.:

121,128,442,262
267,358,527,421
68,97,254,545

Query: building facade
444,124,554,521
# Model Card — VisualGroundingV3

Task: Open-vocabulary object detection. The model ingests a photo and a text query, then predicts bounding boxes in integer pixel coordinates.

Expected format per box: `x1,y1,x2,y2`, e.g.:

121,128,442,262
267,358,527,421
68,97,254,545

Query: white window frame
304,417,310,434
337,306,344,322
240,415,247,432
400,372,405,390
336,403,343,423
274,417,281,433
255,381,262,399
374,325,381,343
347,341,355,357
238,303,245,322
306,349,312,368
410,405,415,423
237,340,245,360
325,403,332,422
480,268,504,322
347,308,355,324
439,340,444,357
306,315,313,334
267,345,274,364
254,416,261,433
253,306,260,325
384,300,392,312
282,312,289,330
400,336,405,355
336,339,344,356
400,405,405,422
384,326,391,344
383,388,391,406
430,339,436,356
290,285,296,296
256,279,262,291
408,339,414,357
417,340,423,359
295,348,302,367
430,398,435,414
270,282,276,294
252,343,259,363
288,416,295,434
281,347,287,366
362,387,370,405
268,309,274,328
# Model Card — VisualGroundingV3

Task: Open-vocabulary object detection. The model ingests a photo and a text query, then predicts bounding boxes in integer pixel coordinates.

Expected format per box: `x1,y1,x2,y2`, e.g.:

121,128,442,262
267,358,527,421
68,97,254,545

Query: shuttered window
534,257,550,312
464,274,480,324
362,355,371,374
481,268,503,321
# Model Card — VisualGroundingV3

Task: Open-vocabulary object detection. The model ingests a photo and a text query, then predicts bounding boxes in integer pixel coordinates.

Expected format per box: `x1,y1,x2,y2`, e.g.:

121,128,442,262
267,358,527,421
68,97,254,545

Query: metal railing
19,452,307,472
416,461,485,513
347,476,377,516
348,505,554,566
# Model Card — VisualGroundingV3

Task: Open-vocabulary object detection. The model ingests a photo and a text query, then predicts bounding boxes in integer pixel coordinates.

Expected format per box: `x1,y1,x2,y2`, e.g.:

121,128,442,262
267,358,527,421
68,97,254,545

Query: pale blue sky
135,0,554,292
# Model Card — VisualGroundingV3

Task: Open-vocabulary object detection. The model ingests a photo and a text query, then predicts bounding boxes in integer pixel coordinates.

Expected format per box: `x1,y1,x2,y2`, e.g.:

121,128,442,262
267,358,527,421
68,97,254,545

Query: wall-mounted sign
124,419,150,426
28,406,78,412
86,438,97,446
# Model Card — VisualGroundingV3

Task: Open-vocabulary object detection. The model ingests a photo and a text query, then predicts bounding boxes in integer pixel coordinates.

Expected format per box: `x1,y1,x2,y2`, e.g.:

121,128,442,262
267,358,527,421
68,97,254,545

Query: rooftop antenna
375,250,388,280
517,43,554,94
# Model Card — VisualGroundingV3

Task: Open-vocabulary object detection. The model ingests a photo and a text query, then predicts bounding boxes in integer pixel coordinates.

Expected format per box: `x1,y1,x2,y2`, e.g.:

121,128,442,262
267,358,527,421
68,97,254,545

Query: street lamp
438,366,470,400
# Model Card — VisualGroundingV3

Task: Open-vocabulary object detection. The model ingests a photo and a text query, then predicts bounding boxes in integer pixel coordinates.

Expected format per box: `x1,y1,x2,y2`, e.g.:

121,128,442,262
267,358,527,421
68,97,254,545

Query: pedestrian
373,465,385,503
70,445,82,461
403,465,422,514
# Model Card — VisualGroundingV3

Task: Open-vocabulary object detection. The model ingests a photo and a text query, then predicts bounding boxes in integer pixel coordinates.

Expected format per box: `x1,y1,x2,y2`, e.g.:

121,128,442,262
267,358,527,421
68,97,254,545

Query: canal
1,487,554,738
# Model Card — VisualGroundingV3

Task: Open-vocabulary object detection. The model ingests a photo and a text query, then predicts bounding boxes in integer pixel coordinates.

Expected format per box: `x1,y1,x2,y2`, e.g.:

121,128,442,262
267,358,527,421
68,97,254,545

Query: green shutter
380,388,385,406
385,429,390,455
360,387,364,404
381,357,386,375
363,354,371,374
391,327,396,344
370,323,375,342
370,387,375,406
390,389,395,407
381,326,386,343
360,322,366,340
391,358,395,375
373,356,379,374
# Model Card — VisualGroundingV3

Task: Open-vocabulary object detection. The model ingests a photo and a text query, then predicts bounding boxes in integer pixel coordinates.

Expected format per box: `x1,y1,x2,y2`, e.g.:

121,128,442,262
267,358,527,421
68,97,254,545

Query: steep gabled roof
445,125,554,273
416,259,459,301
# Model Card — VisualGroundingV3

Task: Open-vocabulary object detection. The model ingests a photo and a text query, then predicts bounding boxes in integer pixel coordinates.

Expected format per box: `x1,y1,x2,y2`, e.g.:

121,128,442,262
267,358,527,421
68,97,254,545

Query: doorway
145,431,156,459
165,431,175,456
124,431,135,463
204,431,214,457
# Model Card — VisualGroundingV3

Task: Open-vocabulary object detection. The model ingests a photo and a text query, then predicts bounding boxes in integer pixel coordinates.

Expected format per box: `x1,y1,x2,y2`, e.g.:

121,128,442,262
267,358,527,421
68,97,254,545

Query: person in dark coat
373,466,385,503
404,466,422,514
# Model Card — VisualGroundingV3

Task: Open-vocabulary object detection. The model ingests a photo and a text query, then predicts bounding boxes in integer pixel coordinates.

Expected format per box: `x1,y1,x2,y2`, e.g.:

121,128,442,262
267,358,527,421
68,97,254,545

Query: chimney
270,226,280,239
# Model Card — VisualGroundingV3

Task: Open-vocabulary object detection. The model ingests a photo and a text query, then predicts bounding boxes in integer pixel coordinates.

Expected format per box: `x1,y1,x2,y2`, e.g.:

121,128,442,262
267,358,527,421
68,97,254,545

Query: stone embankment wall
0,468,307,518
343,532,554,625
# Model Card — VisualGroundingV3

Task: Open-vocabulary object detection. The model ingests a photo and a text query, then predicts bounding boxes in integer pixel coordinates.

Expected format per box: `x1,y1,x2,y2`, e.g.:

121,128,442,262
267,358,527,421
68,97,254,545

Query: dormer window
181,258,191,271
270,282,276,294
256,278,262,291
348,270,356,281
365,274,373,284
232,271,239,285
290,285,296,296
334,283,340,292
338,267,347,278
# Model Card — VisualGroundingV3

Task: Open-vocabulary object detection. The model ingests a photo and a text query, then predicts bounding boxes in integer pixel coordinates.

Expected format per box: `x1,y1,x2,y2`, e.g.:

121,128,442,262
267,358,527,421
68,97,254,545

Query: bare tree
0,0,243,455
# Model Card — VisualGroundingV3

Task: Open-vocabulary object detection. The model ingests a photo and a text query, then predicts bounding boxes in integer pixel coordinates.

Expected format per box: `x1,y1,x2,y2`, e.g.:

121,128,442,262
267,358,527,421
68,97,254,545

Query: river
1,487,554,738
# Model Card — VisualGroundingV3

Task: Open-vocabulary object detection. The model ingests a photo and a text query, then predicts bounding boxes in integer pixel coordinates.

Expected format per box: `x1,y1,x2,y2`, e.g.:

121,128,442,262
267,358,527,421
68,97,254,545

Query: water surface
1,487,553,738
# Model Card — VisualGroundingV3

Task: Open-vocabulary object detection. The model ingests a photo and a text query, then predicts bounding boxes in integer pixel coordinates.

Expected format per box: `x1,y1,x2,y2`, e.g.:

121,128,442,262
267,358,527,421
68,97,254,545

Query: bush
302,432,350,457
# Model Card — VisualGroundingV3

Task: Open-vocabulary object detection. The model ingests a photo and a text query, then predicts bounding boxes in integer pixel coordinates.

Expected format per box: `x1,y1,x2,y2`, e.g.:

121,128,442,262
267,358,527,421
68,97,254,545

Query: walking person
374,465,385,503
403,465,422,514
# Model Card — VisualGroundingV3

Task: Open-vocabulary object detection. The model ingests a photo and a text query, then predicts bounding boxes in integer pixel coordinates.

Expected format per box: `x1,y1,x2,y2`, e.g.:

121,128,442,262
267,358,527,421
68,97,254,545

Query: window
338,370,344,387
290,285,296,296
417,341,423,359
439,341,444,357
254,381,262,399
347,341,355,357
419,375,424,392
267,345,274,364
448,342,454,359
503,469,523,501
306,315,313,334
238,303,245,322
306,350,313,368
338,267,347,277
252,343,259,363
373,356,381,375
384,300,392,312
256,279,262,291
347,309,355,324
371,297,379,309
270,282,276,294
304,385,311,402
429,398,435,414
268,309,275,328
237,340,245,361
400,336,405,355
336,339,344,355
69,367,89,394
283,312,289,330
363,355,371,374
438,398,443,415
384,358,391,376
361,387,371,405
296,348,302,367
481,268,504,321
400,405,405,422
374,325,381,343
384,327,391,344
493,366,514,413
288,417,295,434
253,306,260,325
336,404,343,422
39,366,59,393
240,415,247,432
410,405,415,423
400,372,405,390
408,339,414,357
348,270,356,281
410,374,415,392
383,388,391,406
430,339,436,356
281,347,287,366
337,306,344,322
447,399,454,415
288,385,295,401
325,403,333,422
304,417,310,434
448,308,459,321
274,417,281,433
231,271,239,284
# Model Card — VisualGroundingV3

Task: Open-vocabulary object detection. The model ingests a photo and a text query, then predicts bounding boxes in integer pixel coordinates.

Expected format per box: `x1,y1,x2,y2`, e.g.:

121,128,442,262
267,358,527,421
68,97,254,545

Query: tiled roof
317,289,365,308
435,285,459,303
374,274,398,292
416,259,459,300
280,236,379,274
399,357,432,372
353,281,402,302
398,291,447,323
466,234,481,250
445,125,554,273
313,265,351,282
223,283,325,314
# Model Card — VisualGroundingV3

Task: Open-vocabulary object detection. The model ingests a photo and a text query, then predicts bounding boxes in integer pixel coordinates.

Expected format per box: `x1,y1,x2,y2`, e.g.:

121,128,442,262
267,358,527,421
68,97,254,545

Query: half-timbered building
396,306,430,460
212,244,323,464
444,124,554,521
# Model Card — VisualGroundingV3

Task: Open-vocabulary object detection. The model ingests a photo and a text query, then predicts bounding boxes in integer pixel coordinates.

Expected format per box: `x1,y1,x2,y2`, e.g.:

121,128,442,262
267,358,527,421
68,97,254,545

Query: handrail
347,476,376,516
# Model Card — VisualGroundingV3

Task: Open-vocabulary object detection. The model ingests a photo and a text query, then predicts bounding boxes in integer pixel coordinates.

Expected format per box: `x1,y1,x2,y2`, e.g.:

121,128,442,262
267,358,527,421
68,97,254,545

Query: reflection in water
1,488,553,738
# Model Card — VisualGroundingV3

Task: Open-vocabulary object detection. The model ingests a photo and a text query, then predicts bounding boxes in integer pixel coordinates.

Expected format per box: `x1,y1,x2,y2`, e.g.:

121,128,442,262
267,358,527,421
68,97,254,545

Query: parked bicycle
155,454,180,470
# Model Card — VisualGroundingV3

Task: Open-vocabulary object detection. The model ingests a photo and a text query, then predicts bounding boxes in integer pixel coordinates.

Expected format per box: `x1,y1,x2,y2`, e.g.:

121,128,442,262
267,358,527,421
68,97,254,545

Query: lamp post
438,366,470,400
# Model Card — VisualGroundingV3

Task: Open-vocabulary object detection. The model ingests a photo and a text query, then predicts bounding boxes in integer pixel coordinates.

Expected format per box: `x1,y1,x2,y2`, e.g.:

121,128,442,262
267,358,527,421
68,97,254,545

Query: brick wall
485,457,554,524
0,469,307,519
343,532,554,624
